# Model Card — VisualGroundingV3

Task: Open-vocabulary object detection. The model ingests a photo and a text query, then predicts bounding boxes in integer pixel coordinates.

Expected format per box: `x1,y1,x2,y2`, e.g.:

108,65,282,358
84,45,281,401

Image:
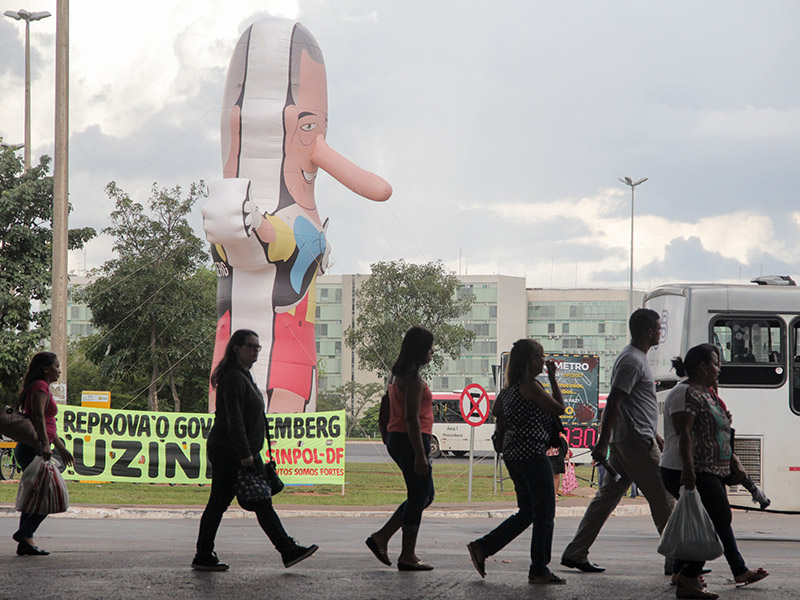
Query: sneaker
751,488,771,510
282,543,319,568
191,551,229,571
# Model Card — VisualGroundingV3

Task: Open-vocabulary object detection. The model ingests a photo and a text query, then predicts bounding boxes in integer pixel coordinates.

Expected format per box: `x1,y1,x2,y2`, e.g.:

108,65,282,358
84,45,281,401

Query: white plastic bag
15,456,69,515
658,487,723,561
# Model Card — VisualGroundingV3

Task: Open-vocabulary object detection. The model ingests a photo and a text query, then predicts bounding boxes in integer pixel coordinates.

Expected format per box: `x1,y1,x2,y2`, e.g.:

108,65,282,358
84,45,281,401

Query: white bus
430,392,495,458
645,278,800,511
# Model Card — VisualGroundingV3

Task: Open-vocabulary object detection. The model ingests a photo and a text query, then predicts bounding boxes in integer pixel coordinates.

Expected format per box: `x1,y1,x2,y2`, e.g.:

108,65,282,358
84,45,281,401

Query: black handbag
265,460,284,495
263,413,284,495
235,465,271,511
548,414,565,448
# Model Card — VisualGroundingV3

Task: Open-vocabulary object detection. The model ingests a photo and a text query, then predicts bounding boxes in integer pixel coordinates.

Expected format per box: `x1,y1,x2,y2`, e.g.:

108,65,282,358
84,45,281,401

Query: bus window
791,319,800,414
712,317,785,387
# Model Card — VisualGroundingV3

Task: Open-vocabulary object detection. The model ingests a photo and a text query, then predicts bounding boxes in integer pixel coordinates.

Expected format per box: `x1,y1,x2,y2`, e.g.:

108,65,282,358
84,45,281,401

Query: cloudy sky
2,0,799,292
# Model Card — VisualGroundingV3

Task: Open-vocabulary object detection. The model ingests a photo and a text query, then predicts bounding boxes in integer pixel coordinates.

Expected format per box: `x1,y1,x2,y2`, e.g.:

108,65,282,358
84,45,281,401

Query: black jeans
14,443,47,539
660,467,747,577
195,445,292,557
386,432,435,532
474,454,556,577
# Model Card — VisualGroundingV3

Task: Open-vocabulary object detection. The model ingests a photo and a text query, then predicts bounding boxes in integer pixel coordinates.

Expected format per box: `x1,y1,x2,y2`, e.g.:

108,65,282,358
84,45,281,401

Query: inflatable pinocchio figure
203,18,391,413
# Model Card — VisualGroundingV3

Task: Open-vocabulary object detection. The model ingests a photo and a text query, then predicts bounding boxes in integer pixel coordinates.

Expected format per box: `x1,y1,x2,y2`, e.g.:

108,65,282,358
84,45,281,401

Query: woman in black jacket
192,329,318,571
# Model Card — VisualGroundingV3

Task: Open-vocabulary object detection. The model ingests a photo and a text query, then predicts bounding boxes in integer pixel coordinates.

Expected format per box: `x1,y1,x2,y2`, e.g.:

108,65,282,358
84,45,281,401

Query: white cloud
698,107,800,140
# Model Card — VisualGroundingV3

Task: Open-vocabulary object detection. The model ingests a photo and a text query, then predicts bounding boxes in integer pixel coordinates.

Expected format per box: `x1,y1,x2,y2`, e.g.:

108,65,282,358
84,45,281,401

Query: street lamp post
617,176,648,317
0,142,25,152
3,8,51,172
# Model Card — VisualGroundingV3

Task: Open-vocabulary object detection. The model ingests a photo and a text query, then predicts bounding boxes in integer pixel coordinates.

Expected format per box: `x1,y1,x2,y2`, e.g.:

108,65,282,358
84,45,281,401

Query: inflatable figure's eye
300,123,316,132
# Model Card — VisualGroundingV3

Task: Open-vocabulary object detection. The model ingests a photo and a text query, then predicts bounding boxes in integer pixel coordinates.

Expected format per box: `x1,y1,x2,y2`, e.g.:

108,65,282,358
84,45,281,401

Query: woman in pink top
366,326,435,572
12,352,74,556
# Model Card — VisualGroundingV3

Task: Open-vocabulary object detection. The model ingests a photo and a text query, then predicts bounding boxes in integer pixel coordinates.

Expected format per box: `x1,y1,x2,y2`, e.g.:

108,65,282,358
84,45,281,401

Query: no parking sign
459,383,490,502
459,383,490,427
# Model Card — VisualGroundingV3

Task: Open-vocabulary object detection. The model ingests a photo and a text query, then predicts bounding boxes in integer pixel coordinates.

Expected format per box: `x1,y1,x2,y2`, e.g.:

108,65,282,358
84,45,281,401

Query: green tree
358,401,382,438
344,260,475,376
0,149,94,402
315,381,383,437
80,182,215,411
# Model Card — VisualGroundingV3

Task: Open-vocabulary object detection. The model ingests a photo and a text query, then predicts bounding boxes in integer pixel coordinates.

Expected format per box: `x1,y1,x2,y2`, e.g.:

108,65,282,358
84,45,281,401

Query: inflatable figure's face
283,50,328,212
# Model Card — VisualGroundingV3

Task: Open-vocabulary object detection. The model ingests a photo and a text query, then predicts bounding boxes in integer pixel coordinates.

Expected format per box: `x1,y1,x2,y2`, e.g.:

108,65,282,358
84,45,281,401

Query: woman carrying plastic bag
11,352,74,556
659,344,768,599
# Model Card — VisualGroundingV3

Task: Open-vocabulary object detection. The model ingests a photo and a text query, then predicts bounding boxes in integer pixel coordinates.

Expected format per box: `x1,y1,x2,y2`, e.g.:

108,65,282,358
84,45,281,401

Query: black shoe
13,533,48,556
16,542,49,556
282,543,319,568
560,557,605,572
191,551,229,571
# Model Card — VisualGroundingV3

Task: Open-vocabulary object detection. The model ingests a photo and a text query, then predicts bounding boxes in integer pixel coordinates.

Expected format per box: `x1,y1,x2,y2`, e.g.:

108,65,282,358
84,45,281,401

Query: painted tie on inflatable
202,18,392,413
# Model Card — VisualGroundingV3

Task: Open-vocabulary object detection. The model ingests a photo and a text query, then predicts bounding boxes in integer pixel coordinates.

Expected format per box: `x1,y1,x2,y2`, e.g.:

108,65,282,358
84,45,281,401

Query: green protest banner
56,407,346,485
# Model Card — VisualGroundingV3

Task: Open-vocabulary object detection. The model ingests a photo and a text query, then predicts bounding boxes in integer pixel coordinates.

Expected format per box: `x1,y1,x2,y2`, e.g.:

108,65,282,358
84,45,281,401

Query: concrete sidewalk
0,486,656,519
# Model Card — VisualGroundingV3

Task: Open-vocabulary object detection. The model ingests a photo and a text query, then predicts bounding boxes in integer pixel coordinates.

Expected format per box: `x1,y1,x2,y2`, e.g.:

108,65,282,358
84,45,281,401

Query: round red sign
459,383,490,427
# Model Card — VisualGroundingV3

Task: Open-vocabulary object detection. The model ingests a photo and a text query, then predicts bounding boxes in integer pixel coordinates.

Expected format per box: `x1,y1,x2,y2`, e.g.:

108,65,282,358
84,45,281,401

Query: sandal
676,585,718,599
734,567,769,588
365,536,391,566
529,572,566,585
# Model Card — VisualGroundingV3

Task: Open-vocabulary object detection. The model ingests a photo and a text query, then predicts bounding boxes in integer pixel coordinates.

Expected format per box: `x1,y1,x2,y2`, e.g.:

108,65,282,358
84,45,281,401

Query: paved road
1,511,796,599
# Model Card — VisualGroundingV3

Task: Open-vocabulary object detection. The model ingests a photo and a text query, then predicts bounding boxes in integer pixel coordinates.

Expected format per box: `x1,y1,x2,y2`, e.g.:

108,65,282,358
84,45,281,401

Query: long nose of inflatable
311,135,392,202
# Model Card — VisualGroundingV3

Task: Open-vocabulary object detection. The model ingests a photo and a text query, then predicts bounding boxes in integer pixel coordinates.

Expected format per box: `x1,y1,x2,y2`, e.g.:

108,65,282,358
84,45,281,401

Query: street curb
0,504,652,520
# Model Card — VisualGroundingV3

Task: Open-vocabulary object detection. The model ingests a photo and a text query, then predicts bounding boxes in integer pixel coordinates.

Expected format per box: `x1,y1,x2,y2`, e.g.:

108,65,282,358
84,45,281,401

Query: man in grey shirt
561,308,675,573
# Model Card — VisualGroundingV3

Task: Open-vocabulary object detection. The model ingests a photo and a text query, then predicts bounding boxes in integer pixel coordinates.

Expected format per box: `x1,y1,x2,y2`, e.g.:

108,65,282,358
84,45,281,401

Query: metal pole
23,18,31,171
629,185,634,316
51,0,69,404
468,426,475,502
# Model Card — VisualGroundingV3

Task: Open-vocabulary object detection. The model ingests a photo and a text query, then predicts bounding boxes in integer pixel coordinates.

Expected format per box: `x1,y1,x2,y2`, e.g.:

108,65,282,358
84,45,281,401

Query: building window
548,323,555,334
598,322,605,334
489,305,497,318
562,323,570,334
318,323,328,336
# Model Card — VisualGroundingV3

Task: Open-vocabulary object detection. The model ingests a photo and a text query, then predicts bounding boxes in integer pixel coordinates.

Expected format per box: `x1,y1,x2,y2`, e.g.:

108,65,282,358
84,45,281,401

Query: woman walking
12,352,74,556
192,329,318,571
467,339,566,584
660,343,768,599
366,326,436,571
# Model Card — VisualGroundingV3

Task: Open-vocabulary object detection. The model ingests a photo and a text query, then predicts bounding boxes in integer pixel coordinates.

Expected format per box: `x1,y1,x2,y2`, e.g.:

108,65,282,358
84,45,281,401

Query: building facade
316,273,645,395
40,273,97,339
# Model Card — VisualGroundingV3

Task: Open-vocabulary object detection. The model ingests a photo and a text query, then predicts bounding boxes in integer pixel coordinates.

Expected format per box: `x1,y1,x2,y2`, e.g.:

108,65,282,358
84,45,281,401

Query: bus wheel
430,436,442,459
0,449,17,481
452,451,467,458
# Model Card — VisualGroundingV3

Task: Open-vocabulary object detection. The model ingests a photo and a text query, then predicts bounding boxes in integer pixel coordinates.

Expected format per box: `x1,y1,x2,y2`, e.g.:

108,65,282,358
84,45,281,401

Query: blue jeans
386,432,434,532
14,443,47,539
473,454,555,577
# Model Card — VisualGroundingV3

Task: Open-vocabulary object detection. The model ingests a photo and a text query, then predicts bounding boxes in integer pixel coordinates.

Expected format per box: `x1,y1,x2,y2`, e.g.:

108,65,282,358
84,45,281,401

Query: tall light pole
4,8,51,172
617,176,648,317
51,0,69,404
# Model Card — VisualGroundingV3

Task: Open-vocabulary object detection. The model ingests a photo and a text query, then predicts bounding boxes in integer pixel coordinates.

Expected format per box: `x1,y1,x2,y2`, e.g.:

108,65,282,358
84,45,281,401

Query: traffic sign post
459,384,490,502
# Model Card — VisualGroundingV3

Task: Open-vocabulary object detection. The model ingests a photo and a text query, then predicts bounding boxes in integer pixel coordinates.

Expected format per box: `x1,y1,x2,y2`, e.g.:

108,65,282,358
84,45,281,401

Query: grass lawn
0,462,597,507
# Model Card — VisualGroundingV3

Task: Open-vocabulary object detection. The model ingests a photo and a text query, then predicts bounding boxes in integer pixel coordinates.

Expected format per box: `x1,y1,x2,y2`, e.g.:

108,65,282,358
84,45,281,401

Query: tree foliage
0,149,95,402
317,381,383,437
344,260,475,376
80,182,215,412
